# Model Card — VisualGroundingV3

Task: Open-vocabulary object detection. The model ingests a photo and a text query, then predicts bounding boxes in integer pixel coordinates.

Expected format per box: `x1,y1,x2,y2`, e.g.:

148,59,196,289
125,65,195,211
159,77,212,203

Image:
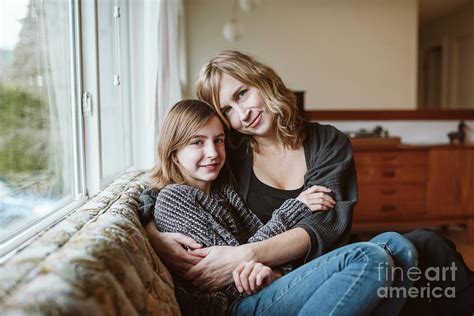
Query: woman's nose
234,105,251,122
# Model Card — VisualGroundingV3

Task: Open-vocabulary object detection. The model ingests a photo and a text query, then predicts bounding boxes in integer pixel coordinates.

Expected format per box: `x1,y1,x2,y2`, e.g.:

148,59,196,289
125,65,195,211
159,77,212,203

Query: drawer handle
381,189,396,195
381,169,396,177
380,205,396,212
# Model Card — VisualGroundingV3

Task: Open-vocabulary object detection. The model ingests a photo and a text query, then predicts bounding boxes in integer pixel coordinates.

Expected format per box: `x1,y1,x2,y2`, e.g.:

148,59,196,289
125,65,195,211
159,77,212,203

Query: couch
0,172,181,315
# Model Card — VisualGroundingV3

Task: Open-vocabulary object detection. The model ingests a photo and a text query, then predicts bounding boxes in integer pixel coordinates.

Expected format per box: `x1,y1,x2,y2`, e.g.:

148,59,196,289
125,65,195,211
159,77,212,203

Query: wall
184,0,418,110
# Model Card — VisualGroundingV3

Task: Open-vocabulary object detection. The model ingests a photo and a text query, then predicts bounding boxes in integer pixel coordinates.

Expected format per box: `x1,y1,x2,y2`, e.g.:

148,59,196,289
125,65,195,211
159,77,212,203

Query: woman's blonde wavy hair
195,50,306,150
148,99,229,191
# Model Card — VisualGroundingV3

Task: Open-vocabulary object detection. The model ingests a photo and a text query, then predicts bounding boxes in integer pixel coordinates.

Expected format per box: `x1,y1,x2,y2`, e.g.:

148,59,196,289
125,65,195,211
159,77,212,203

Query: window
0,0,83,248
0,0,142,257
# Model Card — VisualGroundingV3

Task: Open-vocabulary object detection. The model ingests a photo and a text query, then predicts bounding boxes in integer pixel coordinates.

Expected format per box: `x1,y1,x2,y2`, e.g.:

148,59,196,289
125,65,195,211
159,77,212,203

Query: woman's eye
238,89,247,98
215,138,224,144
222,107,232,116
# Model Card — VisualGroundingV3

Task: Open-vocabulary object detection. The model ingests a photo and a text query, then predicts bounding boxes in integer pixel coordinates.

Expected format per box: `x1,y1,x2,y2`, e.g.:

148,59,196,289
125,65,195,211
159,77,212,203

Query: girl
150,99,416,316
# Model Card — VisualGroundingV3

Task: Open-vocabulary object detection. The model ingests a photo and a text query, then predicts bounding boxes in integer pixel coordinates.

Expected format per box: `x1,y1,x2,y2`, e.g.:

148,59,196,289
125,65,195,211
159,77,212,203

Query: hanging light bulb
223,0,244,42
223,19,243,42
239,0,261,12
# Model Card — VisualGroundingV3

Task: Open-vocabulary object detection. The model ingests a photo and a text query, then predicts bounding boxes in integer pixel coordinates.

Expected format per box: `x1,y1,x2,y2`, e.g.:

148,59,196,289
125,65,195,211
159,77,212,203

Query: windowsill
0,195,88,262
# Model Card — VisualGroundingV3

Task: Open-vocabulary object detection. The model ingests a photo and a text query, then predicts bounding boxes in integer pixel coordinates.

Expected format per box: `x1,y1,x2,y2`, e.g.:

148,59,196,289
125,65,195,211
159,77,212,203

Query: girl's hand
232,260,279,295
296,185,336,212
145,222,204,274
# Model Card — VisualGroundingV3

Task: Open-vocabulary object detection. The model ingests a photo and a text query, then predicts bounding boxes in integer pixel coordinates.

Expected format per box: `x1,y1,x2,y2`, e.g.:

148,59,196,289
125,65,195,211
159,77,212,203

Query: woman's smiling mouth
246,112,262,128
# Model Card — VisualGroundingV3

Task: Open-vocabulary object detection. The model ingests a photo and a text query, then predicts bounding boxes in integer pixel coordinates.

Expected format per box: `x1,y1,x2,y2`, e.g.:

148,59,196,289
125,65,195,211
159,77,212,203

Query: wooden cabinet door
426,149,473,216
462,149,474,215
354,149,428,220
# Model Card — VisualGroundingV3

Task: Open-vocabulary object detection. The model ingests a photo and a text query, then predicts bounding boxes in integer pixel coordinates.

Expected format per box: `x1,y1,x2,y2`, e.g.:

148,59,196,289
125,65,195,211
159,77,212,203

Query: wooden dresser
352,143,474,241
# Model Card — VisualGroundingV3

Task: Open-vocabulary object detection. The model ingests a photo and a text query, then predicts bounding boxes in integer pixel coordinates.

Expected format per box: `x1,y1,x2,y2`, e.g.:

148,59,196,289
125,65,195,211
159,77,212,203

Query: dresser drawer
354,151,427,167
356,165,426,183
355,184,426,219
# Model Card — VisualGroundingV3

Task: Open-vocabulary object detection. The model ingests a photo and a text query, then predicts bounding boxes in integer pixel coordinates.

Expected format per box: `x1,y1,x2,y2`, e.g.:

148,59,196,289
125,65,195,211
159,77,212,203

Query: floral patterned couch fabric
0,172,181,315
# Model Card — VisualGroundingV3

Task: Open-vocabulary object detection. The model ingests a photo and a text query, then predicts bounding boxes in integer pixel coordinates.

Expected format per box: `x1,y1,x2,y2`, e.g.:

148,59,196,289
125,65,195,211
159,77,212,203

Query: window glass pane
0,0,76,242
98,0,133,182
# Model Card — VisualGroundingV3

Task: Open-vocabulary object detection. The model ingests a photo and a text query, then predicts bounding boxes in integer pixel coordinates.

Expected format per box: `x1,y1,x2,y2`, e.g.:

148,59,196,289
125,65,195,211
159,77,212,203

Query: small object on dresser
346,125,388,138
447,121,470,144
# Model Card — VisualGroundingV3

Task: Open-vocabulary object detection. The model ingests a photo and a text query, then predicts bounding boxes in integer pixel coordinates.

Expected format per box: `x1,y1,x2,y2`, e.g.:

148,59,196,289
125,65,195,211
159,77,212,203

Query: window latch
82,92,93,117
114,6,120,18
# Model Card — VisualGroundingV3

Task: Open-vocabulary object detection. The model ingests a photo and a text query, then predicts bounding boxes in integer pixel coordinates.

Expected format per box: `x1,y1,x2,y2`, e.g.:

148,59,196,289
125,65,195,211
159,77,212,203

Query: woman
141,51,474,315
149,99,416,315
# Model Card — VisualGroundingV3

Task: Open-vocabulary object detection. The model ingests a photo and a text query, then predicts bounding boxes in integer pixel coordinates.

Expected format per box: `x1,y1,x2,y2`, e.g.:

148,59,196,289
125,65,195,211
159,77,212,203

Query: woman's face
218,73,273,136
175,115,226,193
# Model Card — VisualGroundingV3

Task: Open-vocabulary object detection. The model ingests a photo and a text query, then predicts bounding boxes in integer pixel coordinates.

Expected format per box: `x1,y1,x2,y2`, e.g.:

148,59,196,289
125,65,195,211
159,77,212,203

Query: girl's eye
191,140,203,145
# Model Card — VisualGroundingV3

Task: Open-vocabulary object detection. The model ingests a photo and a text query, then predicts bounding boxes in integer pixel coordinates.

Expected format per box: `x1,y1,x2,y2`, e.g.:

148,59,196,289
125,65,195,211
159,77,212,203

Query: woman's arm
293,125,357,261
184,227,311,290
145,222,204,274
183,186,332,290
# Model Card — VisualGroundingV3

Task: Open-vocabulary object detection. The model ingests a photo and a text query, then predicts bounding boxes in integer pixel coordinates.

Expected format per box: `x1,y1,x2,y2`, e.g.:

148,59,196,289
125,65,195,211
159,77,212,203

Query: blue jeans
229,232,417,316
370,232,418,315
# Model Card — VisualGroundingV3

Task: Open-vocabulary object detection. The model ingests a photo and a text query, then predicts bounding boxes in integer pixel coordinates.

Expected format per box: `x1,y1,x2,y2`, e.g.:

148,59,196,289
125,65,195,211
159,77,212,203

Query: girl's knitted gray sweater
154,183,311,316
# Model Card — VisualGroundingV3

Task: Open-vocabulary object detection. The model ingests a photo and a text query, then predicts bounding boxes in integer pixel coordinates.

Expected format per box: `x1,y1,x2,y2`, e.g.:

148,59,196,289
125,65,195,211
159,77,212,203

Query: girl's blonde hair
149,99,228,191
195,50,306,150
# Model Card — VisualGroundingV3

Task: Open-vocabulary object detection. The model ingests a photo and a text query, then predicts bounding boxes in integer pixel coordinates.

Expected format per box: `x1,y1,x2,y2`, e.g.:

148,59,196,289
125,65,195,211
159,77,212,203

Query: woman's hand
184,245,255,291
296,185,336,212
232,260,279,295
145,222,204,275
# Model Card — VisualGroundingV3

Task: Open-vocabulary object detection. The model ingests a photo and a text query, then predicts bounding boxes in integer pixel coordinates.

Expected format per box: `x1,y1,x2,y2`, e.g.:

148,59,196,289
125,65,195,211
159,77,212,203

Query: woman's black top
247,169,304,223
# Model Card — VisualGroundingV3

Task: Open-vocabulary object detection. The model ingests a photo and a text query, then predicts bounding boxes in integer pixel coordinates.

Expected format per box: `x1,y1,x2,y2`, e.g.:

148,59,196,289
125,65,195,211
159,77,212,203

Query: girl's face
218,73,273,137
175,115,226,193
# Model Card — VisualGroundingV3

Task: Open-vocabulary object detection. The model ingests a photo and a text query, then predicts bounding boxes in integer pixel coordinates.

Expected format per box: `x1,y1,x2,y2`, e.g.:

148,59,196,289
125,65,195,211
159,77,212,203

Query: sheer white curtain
131,0,186,169
37,0,74,198
156,0,187,131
